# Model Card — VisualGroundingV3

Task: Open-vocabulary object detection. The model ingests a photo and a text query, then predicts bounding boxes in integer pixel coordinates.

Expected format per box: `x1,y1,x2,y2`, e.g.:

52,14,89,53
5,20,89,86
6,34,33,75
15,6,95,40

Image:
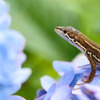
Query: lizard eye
63,30,67,33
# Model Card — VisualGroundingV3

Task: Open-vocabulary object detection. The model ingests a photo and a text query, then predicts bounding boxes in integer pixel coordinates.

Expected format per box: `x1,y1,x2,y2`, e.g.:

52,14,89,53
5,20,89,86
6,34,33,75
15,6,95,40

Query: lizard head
55,26,87,53
55,26,81,44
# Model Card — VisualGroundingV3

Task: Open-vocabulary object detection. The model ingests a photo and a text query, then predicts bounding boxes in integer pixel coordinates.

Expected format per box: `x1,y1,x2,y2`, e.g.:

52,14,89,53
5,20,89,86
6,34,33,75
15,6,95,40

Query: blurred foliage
6,0,100,99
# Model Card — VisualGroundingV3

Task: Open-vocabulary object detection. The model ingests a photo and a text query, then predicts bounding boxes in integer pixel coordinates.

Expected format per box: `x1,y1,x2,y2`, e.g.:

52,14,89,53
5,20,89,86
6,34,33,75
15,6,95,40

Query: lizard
55,26,100,83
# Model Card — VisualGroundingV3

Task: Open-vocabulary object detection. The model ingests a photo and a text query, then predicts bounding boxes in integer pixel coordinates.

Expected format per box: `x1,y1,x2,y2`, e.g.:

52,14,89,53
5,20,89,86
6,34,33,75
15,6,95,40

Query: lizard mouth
55,27,64,36
55,26,68,34
55,27,63,31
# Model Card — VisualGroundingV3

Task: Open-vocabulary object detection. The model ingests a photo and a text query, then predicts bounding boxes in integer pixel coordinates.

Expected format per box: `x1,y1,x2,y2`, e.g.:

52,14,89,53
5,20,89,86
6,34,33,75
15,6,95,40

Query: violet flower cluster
0,0,31,100
35,54,100,100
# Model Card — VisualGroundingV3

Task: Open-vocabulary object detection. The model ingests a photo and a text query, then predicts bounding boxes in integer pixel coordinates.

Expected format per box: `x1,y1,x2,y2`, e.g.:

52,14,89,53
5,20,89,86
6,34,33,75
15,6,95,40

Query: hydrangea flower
0,0,32,99
78,84,100,100
35,53,100,100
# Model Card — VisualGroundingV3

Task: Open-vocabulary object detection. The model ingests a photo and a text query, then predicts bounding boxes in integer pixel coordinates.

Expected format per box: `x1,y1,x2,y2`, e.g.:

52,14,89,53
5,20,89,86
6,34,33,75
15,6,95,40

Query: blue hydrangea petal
35,95,45,100
72,85,82,95
77,64,100,77
12,68,32,84
53,61,75,76
0,0,9,16
81,84,100,92
0,61,20,79
0,90,7,100
0,14,11,30
44,84,56,100
0,68,31,87
2,84,21,95
4,30,25,51
8,95,25,100
0,54,26,77
17,53,26,65
0,0,31,99
78,64,91,69
83,69,100,76
77,94,90,100
97,66,100,70
0,45,8,64
0,32,5,43
90,76,100,86
95,92,100,100
95,70,100,76
78,68,100,79
80,84,100,100
68,94,80,100
0,74,14,86
79,64,100,70
40,76,56,91
36,89,47,98
51,85,72,100
57,67,74,88
83,69,91,76
72,53,89,66
1,53,26,74
69,72,84,87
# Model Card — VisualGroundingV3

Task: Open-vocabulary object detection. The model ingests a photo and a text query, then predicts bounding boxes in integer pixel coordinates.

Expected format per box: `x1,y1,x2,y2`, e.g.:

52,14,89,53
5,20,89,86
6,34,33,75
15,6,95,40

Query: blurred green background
6,0,100,99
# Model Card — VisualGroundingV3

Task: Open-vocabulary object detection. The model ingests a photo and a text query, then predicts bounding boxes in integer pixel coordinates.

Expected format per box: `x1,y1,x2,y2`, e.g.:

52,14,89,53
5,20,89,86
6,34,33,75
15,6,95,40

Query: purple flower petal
40,76,56,91
35,95,45,100
69,72,84,87
79,65,100,78
0,0,31,99
0,0,9,16
90,76,100,86
12,68,32,84
68,94,81,100
51,85,72,100
8,95,25,100
80,84,100,100
78,64,91,69
1,84,21,95
72,53,89,66
0,91,7,100
83,68,100,77
44,84,56,100
53,61,75,76
77,94,90,100
5,30,25,51
0,1,11,30
36,53,100,100
57,67,74,88
0,14,11,30
17,53,26,65
36,89,47,98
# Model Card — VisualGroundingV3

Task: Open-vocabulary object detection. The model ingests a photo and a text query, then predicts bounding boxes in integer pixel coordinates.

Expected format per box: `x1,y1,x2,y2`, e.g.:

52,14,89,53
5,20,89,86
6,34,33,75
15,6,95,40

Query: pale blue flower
0,0,32,99
78,84,100,100
0,0,11,30
35,54,100,100
8,95,26,100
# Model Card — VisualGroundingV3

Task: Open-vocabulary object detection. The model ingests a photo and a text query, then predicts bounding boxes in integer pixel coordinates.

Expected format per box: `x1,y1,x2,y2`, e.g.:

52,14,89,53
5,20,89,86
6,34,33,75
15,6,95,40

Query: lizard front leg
83,54,97,83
